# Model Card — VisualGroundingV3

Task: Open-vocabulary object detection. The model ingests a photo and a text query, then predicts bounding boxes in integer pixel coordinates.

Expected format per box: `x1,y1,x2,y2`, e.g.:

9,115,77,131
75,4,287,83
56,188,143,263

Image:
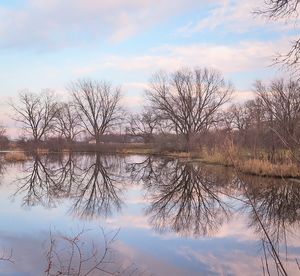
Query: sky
0,0,298,136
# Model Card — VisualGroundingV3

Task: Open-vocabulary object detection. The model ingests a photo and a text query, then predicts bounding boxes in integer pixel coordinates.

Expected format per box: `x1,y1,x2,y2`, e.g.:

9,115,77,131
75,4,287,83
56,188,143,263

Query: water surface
0,153,299,275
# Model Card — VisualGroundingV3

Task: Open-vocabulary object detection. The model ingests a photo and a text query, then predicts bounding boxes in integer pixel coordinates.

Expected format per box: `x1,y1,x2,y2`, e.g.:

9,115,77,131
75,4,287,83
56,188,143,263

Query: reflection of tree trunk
137,158,231,236
239,174,300,275
71,154,123,219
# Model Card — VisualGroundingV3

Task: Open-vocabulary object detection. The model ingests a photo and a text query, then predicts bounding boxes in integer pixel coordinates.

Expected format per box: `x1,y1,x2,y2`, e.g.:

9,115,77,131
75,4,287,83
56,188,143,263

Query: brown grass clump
237,159,300,178
200,143,238,166
5,151,28,162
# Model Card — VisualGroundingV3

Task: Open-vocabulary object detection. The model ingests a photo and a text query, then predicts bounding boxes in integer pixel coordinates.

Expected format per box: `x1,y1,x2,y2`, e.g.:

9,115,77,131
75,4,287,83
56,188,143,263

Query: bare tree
55,103,83,142
10,90,59,143
0,123,6,137
258,0,299,18
256,0,300,76
0,123,8,149
146,67,233,149
128,108,159,143
70,79,123,144
255,78,300,150
225,103,250,132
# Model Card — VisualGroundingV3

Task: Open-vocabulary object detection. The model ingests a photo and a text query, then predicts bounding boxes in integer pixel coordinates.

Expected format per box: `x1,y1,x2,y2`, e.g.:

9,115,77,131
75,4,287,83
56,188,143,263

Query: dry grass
36,148,49,154
119,147,155,155
164,151,191,158
199,144,238,166
237,159,300,178
5,151,28,162
198,144,300,178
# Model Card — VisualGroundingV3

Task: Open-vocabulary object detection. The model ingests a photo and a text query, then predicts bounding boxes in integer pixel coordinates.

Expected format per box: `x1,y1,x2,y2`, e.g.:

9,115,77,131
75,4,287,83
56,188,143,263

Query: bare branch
69,79,123,144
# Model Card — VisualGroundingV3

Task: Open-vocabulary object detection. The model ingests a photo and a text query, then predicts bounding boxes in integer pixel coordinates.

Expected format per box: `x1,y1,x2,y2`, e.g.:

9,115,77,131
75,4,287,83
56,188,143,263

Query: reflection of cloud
177,245,300,276
178,246,262,275
106,214,151,230
215,213,257,241
0,232,48,275
114,240,195,276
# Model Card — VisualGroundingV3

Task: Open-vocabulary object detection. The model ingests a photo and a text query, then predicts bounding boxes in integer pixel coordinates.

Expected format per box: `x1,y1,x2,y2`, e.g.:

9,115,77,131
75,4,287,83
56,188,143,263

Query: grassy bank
159,148,300,179
3,142,300,179
119,146,300,179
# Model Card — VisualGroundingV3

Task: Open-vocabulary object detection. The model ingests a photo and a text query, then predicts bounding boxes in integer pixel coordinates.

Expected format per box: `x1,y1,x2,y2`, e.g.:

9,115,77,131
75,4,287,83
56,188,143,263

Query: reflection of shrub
5,151,28,162
45,228,150,275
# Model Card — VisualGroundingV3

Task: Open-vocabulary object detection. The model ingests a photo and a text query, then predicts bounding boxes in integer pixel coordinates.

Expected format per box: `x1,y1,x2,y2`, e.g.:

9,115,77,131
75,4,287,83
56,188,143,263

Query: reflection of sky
0,158,300,275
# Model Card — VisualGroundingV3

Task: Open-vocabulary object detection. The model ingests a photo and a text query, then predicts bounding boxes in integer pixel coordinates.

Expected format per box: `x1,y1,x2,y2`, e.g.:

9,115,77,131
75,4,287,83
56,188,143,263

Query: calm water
0,153,299,275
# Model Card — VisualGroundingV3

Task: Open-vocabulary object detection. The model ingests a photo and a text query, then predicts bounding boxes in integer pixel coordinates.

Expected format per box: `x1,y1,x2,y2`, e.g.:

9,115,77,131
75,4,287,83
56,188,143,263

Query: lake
0,153,299,275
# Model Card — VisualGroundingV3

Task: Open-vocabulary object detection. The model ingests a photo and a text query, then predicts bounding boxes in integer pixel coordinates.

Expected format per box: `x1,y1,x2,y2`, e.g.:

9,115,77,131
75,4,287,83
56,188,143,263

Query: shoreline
2,146,300,180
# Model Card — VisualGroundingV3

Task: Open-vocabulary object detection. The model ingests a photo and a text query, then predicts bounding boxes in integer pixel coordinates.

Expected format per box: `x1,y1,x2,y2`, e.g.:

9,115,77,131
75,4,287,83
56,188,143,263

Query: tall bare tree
255,78,300,149
55,103,83,142
10,90,59,143
70,79,123,144
146,67,233,149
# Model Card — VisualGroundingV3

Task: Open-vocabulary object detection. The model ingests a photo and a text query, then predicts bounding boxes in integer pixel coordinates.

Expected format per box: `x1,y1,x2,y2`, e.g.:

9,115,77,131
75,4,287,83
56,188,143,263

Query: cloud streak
0,0,209,50
177,0,300,36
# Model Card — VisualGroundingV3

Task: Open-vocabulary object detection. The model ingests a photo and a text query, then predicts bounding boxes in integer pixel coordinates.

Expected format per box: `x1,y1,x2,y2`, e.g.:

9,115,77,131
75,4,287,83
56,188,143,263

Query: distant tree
225,103,251,132
0,123,9,149
146,67,233,149
0,123,6,137
55,103,83,142
10,90,59,143
129,108,159,143
70,79,123,144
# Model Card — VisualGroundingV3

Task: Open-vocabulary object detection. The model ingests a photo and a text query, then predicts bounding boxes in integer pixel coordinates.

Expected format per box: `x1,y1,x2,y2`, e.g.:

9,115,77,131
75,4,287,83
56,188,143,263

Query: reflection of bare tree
12,154,125,220
13,155,65,208
126,156,164,184
238,175,300,276
0,155,6,186
241,176,300,244
12,153,82,208
70,154,124,219
47,228,153,275
130,157,232,237
45,228,125,276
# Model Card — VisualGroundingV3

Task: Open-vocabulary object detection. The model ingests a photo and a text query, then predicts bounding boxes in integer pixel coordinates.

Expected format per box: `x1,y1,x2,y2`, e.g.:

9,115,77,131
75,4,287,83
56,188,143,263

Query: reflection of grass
5,151,28,162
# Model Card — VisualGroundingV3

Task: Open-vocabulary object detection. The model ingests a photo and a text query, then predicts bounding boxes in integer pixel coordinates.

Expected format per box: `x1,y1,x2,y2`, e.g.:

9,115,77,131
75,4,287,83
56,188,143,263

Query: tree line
0,66,299,162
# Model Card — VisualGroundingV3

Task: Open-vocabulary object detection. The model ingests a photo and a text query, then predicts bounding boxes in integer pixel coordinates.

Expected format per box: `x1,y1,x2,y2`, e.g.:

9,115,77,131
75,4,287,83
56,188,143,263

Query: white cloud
177,0,300,36
0,0,209,50
102,39,290,75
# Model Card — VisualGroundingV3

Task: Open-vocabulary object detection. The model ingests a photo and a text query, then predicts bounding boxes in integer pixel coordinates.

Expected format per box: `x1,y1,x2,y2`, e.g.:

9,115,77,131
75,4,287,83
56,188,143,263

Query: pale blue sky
0,0,297,134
